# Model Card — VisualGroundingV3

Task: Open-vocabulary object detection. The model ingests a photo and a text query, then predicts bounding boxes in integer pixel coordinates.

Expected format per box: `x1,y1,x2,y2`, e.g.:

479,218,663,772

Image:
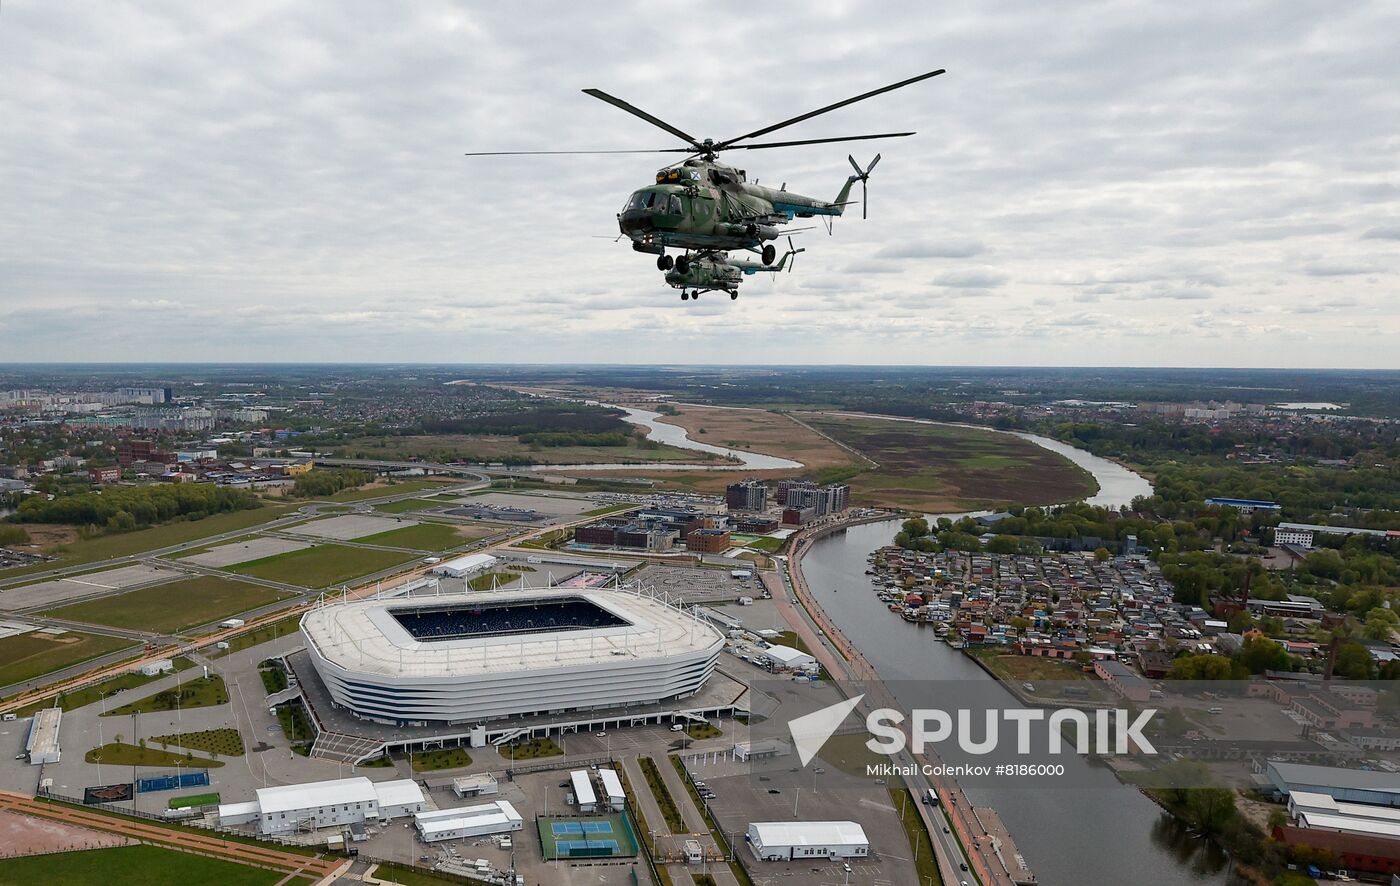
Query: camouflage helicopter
666,239,805,302
466,68,944,275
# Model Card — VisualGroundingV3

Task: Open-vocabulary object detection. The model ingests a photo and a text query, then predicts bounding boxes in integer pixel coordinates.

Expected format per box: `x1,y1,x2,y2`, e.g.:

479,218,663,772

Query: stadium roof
302,587,723,680
750,821,868,848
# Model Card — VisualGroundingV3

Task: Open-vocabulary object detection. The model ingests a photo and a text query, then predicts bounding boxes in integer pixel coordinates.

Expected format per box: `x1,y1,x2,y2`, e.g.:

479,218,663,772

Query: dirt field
5,524,79,548
657,404,861,473
0,809,134,858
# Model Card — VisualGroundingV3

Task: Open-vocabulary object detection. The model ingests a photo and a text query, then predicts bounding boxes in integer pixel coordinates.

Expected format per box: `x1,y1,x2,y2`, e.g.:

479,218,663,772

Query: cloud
874,239,986,260
1301,262,1386,277
932,268,1009,289
1362,225,1400,240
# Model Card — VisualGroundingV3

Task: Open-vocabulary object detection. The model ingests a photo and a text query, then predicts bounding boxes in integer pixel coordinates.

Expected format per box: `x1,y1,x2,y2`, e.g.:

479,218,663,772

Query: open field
349,521,474,550
12,656,194,716
227,544,415,588
801,413,1098,510
968,649,1091,684
169,792,221,809
85,741,227,768
320,477,458,503
0,843,286,886
372,497,444,514
338,433,726,465
0,504,301,579
103,674,227,716
0,631,137,690
410,747,473,771
656,403,860,472
43,576,293,633
152,727,245,756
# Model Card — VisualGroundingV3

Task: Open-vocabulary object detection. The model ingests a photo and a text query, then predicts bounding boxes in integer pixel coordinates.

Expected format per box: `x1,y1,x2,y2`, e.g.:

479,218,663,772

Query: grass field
373,498,444,514
103,674,227,716
638,755,684,833
43,576,293,633
0,844,285,886
468,571,518,591
169,791,221,809
13,656,194,717
891,787,944,886
320,478,458,503
968,649,1090,684
410,747,473,771
353,522,471,550
801,413,1098,511
581,503,639,517
0,504,300,580
744,536,783,552
227,543,416,588
499,737,561,759
275,701,314,743
85,740,227,768
211,612,303,658
0,630,137,690
152,727,245,756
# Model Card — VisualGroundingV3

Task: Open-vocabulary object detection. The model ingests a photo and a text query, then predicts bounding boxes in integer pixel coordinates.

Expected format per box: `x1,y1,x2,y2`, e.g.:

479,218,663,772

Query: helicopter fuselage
618,157,853,254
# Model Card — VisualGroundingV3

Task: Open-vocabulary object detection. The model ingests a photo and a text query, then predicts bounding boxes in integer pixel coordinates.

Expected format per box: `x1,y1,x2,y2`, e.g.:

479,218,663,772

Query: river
795,446,1242,885
528,405,804,472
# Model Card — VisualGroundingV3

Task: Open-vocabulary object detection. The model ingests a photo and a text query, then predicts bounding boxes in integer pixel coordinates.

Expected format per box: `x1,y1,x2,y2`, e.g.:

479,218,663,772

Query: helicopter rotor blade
581,88,704,151
715,68,944,149
733,132,914,151
848,154,863,176
464,148,692,156
862,178,868,219
867,153,882,173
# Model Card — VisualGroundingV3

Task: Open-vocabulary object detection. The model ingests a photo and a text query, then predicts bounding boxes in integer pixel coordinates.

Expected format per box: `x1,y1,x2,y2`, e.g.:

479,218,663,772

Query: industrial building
1265,761,1400,808
1273,522,1397,549
451,774,499,798
414,800,523,842
219,776,426,835
746,821,870,861
760,644,817,671
25,708,61,765
431,553,498,579
301,587,725,725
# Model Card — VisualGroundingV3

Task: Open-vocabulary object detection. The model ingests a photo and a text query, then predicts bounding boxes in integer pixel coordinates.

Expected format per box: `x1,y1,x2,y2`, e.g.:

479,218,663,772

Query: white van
671,724,685,732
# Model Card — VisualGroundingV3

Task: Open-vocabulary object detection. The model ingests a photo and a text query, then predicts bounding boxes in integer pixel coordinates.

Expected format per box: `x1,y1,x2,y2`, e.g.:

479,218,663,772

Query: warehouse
1266,762,1400,808
222,776,425,835
25,708,61,765
747,821,869,861
760,644,816,671
301,587,724,725
431,553,498,578
414,801,523,843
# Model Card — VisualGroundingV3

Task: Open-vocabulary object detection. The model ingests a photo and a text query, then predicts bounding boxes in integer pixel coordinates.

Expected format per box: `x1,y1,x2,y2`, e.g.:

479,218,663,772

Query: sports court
284,514,416,541
536,813,639,859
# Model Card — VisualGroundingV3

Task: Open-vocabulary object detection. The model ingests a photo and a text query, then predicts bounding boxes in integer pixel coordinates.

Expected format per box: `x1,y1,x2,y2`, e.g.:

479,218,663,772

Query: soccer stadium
301,587,724,725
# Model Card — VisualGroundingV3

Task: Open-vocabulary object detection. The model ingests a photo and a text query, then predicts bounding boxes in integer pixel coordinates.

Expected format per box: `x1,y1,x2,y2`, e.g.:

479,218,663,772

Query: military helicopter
466,68,944,271
667,239,805,301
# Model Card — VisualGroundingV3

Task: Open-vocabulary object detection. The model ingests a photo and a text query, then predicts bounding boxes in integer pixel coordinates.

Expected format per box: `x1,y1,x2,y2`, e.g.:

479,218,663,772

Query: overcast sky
2,1,1397,367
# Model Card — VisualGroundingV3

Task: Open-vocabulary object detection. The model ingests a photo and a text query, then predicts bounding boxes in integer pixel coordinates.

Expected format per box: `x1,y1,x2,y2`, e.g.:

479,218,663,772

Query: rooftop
750,821,869,847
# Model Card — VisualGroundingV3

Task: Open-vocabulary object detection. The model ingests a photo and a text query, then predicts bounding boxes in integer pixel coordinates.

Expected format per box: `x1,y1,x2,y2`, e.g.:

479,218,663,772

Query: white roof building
762,644,816,670
414,800,523,842
598,768,625,808
242,777,423,835
25,708,60,765
747,821,869,861
431,553,498,578
571,769,597,811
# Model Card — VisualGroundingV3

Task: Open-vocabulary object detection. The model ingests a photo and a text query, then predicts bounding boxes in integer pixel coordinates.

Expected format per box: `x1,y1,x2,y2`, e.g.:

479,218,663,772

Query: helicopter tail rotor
786,236,806,272
847,153,881,219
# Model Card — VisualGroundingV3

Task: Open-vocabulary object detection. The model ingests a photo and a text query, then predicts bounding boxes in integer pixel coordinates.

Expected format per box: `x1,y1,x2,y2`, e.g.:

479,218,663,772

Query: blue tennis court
552,821,613,835
537,813,639,859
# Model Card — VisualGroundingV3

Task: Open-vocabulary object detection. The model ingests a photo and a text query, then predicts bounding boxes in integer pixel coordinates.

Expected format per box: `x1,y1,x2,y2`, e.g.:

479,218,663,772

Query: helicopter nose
619,209,652,233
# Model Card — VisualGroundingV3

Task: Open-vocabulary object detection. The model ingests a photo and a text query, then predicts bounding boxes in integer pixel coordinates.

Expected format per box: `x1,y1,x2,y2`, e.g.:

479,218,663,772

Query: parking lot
284,514,416,541
634,564,767,605
181,536,311,568
0,563,181,611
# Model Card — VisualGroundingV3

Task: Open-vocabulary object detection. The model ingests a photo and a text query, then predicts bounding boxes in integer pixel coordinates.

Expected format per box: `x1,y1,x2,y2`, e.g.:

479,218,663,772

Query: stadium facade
301,587,724,726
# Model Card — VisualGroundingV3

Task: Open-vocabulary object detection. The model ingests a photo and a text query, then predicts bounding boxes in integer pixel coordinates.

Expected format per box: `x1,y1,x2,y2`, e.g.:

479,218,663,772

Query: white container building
414,800,523,843
747,821,869,861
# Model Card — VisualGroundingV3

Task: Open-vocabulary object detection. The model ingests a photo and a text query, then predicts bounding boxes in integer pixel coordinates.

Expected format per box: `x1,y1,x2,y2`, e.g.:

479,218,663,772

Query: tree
1333,642,1374,680
1239,637,1289,674
1094,547,1111,562
1363,607,1399,641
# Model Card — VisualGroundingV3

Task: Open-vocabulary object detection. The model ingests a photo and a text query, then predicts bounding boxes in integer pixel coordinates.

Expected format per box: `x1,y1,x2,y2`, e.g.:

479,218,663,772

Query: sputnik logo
787,694,865,767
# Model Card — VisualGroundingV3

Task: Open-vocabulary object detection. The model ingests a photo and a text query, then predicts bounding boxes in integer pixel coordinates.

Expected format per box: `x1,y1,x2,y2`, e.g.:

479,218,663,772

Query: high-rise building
782,482,850,516
725,480,768,512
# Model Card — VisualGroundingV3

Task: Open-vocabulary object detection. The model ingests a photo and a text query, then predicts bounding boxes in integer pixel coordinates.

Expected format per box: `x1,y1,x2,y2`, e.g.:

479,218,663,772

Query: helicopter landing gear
761,243,777,265
656,254,673,271
680,291,689,301
730,292,738,300
675,255,691,275
691,289,699,299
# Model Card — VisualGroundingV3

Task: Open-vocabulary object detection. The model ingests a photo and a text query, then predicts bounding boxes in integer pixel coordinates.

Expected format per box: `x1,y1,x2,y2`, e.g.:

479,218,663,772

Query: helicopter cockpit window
667,195,683,215
625,191,658,212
